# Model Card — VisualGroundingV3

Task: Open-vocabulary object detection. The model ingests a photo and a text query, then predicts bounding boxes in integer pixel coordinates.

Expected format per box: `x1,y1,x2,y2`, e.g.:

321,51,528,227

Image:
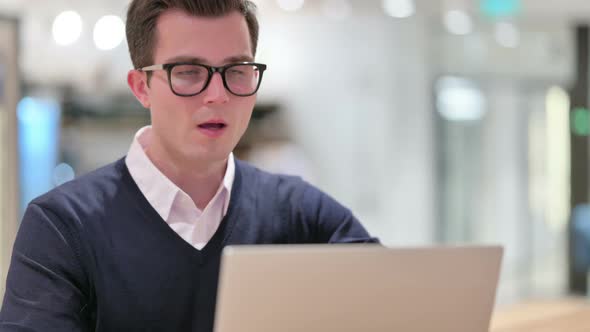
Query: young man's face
139,9,257,165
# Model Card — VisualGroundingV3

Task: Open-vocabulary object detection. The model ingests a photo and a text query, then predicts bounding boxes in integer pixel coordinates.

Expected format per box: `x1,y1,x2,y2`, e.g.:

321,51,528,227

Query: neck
146,138,228,211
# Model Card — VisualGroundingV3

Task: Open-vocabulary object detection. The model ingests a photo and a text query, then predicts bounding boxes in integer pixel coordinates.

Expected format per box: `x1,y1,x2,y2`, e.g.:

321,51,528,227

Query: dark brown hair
126,0,259,69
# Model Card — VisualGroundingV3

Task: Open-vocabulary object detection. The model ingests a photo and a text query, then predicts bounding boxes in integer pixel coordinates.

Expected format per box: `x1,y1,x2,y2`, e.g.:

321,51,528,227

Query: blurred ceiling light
276,0,304,12
321,0,352,20
480,0,520,18
436,76,486,122
382,0,415,18
94,15,126,50
494,22,519,48
443,10,473,35
52,10,82,46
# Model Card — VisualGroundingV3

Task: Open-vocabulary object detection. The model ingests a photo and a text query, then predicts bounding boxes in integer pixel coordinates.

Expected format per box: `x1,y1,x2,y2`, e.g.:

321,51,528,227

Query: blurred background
0,0,589,312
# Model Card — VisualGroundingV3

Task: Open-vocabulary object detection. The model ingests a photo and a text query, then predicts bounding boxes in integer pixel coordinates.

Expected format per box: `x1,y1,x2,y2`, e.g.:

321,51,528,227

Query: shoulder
235,159,312,198
31,158,129,221
234,159,344,211
233,160,377,243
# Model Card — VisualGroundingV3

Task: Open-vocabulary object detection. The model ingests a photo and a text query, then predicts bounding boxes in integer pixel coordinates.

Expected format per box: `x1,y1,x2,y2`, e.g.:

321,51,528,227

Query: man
0,0,378,331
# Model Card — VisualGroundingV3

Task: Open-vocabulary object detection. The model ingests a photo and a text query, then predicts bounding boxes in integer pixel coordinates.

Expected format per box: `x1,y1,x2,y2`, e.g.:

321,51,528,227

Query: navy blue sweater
0,158,378,331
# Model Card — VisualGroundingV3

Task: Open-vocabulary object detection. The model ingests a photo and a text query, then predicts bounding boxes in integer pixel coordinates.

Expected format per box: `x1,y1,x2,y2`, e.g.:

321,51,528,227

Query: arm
0,203,92,331
296,182,380,244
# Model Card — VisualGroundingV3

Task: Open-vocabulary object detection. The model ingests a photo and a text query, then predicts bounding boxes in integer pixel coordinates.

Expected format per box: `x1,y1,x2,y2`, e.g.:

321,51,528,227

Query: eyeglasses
139,62,267,97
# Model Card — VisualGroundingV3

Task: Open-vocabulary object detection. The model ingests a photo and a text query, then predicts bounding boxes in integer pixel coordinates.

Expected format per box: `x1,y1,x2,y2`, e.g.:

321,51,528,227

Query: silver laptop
214,244,503,332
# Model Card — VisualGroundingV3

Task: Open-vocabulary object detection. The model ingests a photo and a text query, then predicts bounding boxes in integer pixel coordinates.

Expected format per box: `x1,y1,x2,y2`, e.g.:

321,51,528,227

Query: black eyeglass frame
139,62,267,97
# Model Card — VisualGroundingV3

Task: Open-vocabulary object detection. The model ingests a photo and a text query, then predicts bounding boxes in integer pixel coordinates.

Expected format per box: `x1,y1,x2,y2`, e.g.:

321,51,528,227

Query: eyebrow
164,54,254,64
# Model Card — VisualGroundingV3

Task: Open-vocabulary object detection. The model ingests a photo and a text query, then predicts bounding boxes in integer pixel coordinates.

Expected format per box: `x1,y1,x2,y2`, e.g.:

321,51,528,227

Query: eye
229,68,245,75
172,65,207,79
178,70,199,76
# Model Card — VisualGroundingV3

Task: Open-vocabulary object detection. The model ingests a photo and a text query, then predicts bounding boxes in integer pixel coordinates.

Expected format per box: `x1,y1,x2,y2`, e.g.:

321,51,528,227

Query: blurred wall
256,11,435,245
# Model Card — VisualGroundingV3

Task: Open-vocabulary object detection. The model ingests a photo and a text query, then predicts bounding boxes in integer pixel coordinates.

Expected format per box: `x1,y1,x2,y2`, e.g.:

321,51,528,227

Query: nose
202,72,229,104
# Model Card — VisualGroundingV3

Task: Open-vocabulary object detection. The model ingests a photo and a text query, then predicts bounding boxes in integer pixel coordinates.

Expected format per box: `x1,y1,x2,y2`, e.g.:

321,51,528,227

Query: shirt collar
222,153,235,215
125,125,235,221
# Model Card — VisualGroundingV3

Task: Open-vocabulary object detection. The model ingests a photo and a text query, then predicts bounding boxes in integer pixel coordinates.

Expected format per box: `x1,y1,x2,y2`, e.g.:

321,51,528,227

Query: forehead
153,9,253,65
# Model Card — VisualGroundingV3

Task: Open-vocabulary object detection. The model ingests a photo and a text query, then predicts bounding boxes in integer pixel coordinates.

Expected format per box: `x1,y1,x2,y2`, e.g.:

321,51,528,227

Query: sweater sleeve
297,181,380,244
0,203,92,332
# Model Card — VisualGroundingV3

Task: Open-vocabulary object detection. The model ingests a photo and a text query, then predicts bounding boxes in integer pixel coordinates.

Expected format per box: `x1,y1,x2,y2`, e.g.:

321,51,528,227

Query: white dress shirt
125,126,234,250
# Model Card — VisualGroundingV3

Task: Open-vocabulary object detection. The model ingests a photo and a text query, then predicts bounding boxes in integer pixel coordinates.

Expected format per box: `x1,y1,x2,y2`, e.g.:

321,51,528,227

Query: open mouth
198,123,227,130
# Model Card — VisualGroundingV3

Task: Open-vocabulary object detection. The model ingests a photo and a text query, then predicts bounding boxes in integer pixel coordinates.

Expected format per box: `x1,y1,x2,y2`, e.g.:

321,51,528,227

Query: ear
127,70,151,108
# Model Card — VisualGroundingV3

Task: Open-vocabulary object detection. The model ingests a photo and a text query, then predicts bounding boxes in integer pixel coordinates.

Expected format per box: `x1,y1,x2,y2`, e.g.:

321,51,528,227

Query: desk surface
490,297,590,332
